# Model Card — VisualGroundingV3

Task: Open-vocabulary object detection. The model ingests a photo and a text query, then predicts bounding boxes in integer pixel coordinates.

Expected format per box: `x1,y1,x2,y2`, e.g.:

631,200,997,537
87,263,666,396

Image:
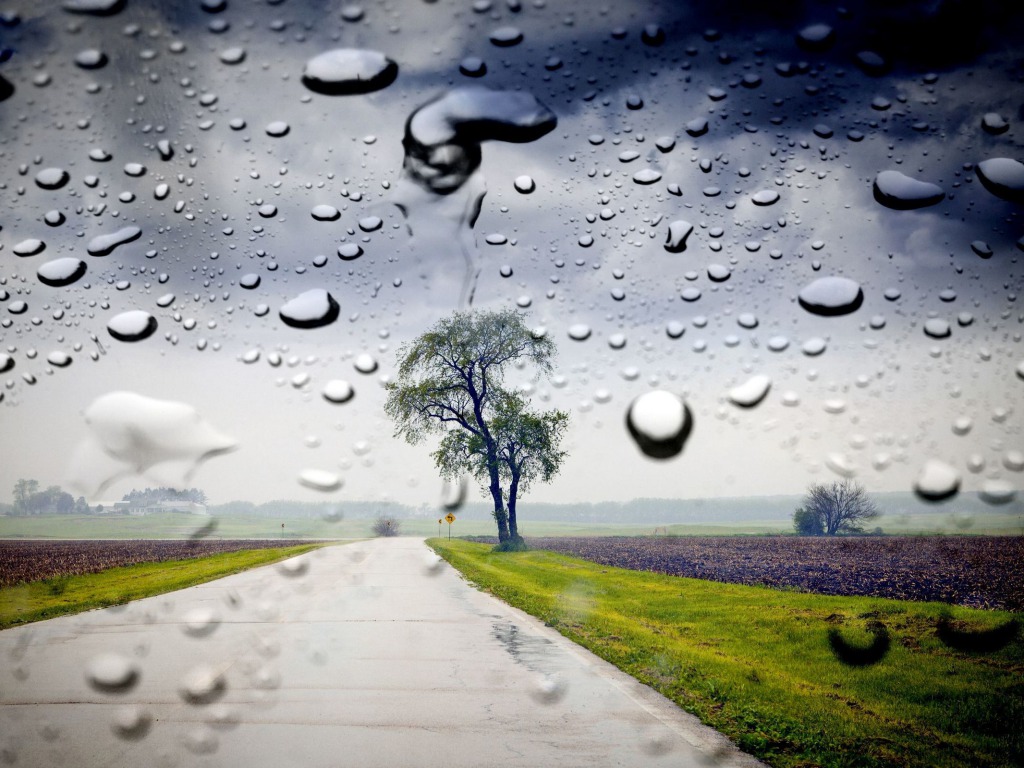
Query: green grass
428,539,1023,768
0,543,328,630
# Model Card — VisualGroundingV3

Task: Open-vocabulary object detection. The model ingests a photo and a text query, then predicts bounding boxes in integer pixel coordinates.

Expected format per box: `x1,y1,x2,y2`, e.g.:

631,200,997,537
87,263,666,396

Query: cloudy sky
1,0,1022,508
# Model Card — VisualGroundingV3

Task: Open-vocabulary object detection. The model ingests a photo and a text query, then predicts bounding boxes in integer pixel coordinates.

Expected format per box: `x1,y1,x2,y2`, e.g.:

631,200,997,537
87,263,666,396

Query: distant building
92,500,208,515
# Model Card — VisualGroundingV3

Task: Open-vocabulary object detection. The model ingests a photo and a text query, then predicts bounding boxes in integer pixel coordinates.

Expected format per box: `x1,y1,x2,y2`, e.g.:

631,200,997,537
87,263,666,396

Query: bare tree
798,480,880,535
372,514,401,537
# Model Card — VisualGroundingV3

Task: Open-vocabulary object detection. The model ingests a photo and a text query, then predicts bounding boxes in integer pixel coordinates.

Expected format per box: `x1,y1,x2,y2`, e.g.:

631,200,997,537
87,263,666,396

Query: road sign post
445,513,456,540
437,518,442,537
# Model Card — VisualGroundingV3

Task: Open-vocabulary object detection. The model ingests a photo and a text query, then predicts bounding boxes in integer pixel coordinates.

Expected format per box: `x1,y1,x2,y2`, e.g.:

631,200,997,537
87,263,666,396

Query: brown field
519,536,1024,611
0,539,320,588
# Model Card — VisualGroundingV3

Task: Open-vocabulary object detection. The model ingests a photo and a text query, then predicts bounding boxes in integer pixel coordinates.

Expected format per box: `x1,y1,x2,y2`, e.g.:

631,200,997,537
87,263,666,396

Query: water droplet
980,480,1016,505
13,239,45,256
298,468,342,492
37,257,86,286
728,375,771,408
86,653,140,693
218,46,245,64
279,289,339,329
976,157,1024,202
1005,451,1024,471
685,117,708,136
179,665,226,705
664,220,693,253
489,26,523,46
632,168,662,185
873,170,944,210
69,392,237,498
529,673,567,704
797,22,834,50
358,215,382,232
181,607,221,638
914,460,960,501
459,56,486,77
337,243,363,260
111,705,151,741
47,351,72,367
923,318,951,339
802,337,826,356
708,264,730,282
981,113,1009,135
107,310,157,342
567,323,591,341
302,48,398,95
35,167,70,189
265,120,290,137
353,352,378,373
277,556,310,577
63,0,125,15
513,175,535,194
87,226,141,257
323,379,355,403
311,204,340,221
626,390,692,459
751,189,779,206
798,277,863,316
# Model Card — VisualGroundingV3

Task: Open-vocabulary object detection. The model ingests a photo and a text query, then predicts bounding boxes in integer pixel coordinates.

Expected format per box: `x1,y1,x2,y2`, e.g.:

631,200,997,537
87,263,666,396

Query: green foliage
491,537,529,552
0,543,328,629
384,309,565,541
793,505,824,535
429,539,1023,768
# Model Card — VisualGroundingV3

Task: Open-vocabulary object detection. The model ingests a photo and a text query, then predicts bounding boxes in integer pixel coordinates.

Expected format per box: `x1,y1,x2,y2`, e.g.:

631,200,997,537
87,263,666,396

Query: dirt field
0,539,319,587
521,536,1024,611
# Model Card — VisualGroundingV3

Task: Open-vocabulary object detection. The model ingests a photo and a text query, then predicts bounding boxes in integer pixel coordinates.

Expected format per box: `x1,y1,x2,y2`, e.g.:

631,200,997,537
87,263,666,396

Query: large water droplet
664,220,693,253
914,460,960,501
37,257,86,286
69,392,237,498
873,170,944,209
87,226,141,256
107,310,157,342
728,375,771,407
111,705,151,741
35,167,70,189
798,277,864,316
298,468,342,492
302,49,398,95
179,665,226,705
626,390,692,459
182,607,221,638
976,158,1024,202
279,289,339,329
86,653,140,693
323,379,355,403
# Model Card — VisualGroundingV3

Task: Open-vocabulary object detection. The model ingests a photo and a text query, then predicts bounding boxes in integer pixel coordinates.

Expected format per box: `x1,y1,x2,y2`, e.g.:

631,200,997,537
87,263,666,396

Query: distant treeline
206,492,1021,524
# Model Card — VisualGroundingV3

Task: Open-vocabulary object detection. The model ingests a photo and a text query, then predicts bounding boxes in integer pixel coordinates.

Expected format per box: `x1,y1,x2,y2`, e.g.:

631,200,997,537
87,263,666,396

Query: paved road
0,538,764,767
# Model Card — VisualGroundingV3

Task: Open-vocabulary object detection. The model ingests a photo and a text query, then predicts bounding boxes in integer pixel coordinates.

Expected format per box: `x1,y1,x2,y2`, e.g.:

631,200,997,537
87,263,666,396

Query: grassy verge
428,538,1023,768
0,543,328,630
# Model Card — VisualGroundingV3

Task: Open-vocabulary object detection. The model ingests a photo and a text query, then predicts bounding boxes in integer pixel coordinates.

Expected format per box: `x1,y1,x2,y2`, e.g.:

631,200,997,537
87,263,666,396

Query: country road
0,537,764,767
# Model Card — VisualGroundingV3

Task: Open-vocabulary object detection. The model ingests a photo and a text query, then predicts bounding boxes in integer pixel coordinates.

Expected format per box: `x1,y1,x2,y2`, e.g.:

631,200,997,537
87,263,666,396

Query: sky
1,0,1023,510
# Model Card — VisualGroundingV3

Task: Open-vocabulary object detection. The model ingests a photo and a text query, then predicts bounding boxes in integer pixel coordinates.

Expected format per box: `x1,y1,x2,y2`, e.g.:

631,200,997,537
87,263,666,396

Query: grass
428,538,1023,768
0,542,328,630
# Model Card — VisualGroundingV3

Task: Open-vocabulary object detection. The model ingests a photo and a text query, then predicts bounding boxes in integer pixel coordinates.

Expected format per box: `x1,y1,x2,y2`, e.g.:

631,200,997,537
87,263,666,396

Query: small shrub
372,515,401,537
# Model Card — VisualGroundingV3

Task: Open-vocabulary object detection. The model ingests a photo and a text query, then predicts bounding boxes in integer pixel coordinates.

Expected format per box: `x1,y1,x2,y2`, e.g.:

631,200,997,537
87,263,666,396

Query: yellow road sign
445,513,456,524
437,518,443,525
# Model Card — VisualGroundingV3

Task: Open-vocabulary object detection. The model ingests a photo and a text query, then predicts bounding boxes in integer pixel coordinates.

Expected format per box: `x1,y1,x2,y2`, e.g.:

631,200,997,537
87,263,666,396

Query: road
0,537,765,767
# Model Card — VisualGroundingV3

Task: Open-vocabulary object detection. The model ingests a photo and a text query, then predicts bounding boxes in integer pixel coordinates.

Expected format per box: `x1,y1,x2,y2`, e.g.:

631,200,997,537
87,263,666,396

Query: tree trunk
485,446,510,542
507,471,520,541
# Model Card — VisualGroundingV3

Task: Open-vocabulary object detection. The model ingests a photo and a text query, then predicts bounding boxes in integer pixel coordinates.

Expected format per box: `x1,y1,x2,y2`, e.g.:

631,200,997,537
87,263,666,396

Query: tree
384,309,557,543
13,479,39,513
371,514,402,537
797,480,880,535
793,505,824,535
433,392,568,541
